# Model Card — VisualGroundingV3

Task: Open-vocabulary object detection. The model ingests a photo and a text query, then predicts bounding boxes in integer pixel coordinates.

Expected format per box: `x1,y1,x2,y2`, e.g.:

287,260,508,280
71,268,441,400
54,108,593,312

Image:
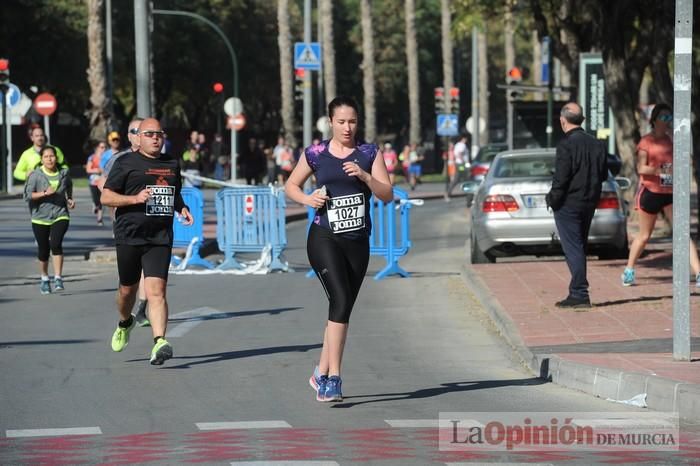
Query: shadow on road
128,343,323,369
168,307,304,323
0,339,99,348
331,377,546,408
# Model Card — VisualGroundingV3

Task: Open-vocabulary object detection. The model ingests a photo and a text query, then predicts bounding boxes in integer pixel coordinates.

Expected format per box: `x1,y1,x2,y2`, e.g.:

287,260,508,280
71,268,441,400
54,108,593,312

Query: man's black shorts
116,244,172,286
637,187,673,215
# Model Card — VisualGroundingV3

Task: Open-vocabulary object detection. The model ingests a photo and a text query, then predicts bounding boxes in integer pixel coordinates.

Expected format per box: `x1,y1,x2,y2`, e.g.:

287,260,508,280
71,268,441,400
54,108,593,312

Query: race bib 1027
327,193,365,234
145,185,175,216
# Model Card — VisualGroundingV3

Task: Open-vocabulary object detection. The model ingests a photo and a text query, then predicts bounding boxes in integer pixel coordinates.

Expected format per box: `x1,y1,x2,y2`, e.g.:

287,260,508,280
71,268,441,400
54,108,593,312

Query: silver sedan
464,149,630,264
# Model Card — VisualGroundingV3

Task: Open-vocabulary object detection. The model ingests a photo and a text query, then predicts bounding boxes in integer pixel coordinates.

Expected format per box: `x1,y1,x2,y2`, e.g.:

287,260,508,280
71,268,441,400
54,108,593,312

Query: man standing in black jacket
546,103,608,309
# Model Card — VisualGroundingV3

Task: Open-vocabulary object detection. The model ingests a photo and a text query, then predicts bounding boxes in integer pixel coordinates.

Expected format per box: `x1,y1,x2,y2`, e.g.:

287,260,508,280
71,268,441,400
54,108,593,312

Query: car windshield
492,155,555,178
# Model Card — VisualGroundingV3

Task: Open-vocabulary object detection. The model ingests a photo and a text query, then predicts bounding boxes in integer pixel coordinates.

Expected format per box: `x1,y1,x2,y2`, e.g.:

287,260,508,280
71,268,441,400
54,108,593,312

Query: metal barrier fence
171,187,214,269
215,186,289,271
305,187,415,280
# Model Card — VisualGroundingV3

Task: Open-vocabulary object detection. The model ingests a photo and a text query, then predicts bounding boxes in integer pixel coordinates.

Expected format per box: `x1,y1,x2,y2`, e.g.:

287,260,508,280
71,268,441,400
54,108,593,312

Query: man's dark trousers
554,204,596,300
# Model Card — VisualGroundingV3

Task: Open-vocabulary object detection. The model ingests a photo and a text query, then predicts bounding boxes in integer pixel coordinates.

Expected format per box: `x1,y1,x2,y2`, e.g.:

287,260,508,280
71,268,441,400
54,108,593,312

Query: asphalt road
0,189,697,465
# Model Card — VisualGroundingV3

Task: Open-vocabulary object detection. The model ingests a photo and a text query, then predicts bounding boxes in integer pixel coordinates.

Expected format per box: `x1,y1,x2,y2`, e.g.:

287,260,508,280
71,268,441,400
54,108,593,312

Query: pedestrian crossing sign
294,42,322,70
437,114,459,136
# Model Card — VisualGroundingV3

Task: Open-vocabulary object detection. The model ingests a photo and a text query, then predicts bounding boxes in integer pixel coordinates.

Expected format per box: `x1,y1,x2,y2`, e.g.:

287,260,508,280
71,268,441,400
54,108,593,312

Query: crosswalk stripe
196,421,292,430
6,427,102,438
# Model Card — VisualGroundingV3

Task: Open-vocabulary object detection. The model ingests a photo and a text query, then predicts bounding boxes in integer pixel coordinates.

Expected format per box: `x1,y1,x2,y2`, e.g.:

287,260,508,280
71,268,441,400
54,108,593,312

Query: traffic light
449,87,460,114
434,87,445,113
212,82,224,94
0,59,9,90
507,67,523,100
294,68,305,101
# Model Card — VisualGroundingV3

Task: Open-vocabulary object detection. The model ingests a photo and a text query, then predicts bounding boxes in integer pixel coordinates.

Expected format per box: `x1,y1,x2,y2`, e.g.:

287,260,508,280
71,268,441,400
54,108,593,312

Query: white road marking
6,427,102,438
168,307,221,337
196,421,292,430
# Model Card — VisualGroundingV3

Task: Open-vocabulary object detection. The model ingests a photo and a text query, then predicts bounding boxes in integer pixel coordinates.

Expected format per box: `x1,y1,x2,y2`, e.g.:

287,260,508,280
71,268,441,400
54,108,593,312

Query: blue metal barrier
216,186,288,271
305,187,414,280
369,187,413,280
171,187,214,269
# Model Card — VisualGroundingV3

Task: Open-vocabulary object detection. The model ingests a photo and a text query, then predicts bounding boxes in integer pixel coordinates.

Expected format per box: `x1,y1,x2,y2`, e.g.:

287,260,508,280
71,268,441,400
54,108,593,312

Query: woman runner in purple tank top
285,96,393,402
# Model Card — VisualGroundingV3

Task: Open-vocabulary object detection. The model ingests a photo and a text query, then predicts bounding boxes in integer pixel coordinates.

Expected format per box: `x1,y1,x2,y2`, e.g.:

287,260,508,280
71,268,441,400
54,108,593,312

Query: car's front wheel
471,229,496,264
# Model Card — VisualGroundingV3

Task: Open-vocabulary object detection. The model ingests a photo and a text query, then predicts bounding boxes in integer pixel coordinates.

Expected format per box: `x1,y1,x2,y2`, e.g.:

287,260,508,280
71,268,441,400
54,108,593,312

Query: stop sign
227,113,246,131
244,195,254,215
34,93,57,116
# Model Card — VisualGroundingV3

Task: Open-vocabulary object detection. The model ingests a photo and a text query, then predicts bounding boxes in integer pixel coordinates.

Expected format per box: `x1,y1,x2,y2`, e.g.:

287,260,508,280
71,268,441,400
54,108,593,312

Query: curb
460,261,700,422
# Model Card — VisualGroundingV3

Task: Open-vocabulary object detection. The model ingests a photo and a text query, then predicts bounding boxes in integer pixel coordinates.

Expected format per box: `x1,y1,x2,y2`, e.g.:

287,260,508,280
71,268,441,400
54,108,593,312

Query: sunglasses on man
657,114,673,123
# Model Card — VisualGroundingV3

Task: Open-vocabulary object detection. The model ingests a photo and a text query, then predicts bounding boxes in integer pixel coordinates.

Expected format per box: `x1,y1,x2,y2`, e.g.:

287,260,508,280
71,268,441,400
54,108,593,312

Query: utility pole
134,0,152,116
106,0,114,118
672,0,693,361
303,0,312,149
471,26,479,155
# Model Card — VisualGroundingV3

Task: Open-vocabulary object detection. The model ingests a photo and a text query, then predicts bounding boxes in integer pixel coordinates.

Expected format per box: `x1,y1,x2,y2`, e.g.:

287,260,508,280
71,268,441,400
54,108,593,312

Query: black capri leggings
307,223,370,324
32,220,69,261
89,184,102,210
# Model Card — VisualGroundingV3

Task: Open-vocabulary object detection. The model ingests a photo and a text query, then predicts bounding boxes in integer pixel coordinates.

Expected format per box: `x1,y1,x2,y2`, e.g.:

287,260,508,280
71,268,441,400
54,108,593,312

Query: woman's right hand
306,188,329,209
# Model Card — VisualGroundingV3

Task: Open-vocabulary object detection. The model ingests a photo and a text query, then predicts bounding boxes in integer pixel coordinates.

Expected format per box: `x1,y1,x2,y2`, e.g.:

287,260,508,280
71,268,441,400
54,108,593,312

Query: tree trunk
277,0,296,148
320,0,336,104
360,0,376,142
532,30,542,100
405,0,420,144
504,0,515,77
86,0,111,140
440,0,453,108
478,27,489,144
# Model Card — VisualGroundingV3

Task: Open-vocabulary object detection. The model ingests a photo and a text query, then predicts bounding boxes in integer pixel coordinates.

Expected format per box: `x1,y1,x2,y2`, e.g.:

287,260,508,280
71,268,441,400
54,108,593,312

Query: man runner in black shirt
101,118,193,365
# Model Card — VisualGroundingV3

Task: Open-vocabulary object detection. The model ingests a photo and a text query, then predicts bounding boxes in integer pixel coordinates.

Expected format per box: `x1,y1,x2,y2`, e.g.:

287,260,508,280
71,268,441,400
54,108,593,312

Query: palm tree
86,0,111,140
319,0,336,105
404,0,420,144
360,0,376,142
277,0,296,147
441,0,454,112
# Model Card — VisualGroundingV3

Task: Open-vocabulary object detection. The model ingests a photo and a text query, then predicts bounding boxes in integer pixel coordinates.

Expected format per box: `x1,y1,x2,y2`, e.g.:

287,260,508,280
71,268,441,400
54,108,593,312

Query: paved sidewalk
463,235,700,421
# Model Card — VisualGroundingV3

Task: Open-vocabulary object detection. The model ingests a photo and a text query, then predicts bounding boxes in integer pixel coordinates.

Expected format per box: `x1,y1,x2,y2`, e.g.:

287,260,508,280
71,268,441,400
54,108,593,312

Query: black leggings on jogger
32,220,70,261
307,223,370,324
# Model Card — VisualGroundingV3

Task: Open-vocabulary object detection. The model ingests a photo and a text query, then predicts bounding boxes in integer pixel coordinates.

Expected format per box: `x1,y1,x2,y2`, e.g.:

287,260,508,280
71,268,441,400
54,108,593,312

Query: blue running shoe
40,279,51,295
308,365,323,391
621,267,635,287
54,277,64,291
324,375,343,402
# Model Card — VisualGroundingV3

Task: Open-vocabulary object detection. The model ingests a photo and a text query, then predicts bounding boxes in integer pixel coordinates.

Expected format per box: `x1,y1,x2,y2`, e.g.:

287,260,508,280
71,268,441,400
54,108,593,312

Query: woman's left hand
67,198,75,210
343,161,370,184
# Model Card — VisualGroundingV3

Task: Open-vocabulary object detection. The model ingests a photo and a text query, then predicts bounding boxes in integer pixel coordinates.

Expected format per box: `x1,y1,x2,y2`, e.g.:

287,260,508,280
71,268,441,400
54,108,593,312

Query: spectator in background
99,131,122,173
197,133,211,176
211,133,228,180
445,135,470,200
85,140,106,225
14,125,66,182
186,130,199,151
265,147,276,184
399,144,411,181
241,137,266,185
407,143,424,190
181,144,203,188
382,143,398,185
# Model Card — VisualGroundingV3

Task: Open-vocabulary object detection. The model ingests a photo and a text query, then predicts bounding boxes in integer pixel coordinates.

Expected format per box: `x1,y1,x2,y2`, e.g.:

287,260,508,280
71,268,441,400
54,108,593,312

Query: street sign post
34,93,57,142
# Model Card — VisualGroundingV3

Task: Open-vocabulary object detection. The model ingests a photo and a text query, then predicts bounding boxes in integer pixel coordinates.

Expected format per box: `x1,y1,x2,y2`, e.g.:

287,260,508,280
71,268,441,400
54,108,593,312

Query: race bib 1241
145,185,175,216
327,193,365,234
